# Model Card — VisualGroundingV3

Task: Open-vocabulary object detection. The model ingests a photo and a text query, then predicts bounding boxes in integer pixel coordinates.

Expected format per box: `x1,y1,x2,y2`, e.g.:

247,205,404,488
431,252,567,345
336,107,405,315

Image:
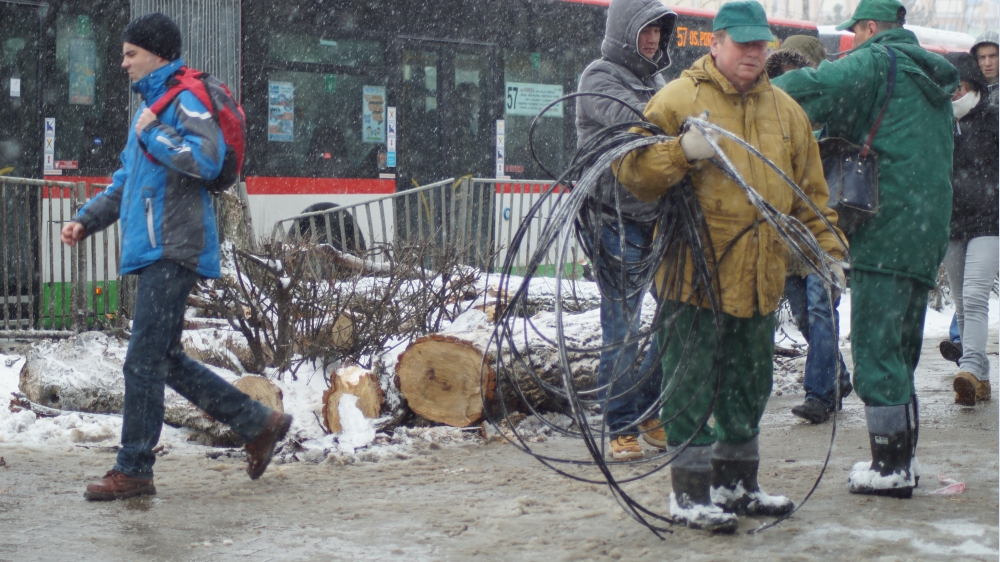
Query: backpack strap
139,67,216,161
147,67,188,116
860,47,897,158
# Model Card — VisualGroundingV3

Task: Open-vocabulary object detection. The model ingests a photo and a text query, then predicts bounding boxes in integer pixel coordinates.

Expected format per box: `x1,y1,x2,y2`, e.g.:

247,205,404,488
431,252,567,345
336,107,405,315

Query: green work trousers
850,269,927,406
657,302,776,447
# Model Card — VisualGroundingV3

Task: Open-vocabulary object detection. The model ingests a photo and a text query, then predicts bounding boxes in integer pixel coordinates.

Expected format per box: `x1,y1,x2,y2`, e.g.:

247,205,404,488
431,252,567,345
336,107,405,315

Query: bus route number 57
506,86,519,112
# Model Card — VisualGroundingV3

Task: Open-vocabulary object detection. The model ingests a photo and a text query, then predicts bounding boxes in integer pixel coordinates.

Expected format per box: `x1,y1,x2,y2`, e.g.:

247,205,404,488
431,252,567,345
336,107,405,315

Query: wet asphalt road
0,332,997,561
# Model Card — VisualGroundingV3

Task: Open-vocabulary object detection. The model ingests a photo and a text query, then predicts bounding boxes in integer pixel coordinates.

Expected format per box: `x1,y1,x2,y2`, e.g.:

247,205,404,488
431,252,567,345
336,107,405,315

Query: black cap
122,13,181,61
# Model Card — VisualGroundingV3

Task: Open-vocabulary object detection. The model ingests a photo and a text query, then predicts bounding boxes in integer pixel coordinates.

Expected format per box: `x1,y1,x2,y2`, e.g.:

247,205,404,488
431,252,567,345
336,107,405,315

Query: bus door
394,38,499,265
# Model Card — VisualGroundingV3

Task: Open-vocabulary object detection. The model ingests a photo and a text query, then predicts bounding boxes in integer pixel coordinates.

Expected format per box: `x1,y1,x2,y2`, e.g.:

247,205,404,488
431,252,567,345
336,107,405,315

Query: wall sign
362,86,386,143
504,82,563,118
386,106,396,168
268,81,295,142
495,120,506,179
43,118,58,175
69,37,96,105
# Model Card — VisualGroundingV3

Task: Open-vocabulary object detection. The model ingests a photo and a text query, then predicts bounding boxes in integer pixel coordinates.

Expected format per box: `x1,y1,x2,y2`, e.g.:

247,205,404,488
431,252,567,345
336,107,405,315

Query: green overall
657,302,776,447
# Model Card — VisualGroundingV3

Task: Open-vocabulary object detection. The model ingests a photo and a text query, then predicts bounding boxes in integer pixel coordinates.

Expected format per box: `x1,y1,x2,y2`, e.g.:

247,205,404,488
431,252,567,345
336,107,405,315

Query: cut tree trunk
234,375,284,413
396,333,497,427
322,365,382,433
296,312,354,355
395,309,603,427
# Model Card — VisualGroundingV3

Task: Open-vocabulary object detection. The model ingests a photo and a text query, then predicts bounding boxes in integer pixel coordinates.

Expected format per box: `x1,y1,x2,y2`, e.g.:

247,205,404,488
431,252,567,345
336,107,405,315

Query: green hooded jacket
773,28,959,287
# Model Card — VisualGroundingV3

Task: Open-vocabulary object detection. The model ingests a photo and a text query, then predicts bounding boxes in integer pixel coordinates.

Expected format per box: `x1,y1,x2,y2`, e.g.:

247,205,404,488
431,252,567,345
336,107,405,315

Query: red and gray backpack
146,67,246,193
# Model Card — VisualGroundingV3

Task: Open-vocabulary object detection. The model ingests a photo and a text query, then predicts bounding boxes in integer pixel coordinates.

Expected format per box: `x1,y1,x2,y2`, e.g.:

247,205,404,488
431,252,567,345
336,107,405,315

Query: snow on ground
1,291,996,459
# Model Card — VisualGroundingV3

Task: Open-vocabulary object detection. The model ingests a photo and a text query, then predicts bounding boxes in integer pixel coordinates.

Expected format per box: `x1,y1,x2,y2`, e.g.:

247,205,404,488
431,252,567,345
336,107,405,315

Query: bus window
263,70,388,179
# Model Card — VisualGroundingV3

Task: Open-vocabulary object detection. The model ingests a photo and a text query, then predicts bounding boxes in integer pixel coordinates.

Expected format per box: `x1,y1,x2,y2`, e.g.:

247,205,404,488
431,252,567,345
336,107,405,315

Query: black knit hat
944,52,987,95
122,13,181,61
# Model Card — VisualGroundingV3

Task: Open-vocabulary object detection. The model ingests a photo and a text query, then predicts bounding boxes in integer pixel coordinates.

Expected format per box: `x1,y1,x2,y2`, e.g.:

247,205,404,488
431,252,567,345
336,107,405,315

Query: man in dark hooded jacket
971,30,998,105
575,0,676,461
773,0,959,499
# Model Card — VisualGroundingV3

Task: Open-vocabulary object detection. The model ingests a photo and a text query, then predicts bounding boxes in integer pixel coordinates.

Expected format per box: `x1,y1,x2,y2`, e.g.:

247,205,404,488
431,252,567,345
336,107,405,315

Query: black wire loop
485,91,851,536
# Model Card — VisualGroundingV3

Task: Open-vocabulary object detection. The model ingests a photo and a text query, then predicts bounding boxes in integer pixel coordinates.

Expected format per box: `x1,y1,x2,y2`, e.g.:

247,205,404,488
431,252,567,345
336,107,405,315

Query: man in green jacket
773,0,959,499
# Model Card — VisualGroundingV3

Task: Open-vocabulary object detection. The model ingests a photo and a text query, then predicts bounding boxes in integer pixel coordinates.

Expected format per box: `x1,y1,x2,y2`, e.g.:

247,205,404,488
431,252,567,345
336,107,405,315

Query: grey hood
971,29,998,55
600,0,677,79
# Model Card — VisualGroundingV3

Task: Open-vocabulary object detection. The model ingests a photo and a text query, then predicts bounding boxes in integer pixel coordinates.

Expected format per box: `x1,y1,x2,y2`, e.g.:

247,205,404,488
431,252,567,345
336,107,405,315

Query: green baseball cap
835,0,906,31
713,1,775,43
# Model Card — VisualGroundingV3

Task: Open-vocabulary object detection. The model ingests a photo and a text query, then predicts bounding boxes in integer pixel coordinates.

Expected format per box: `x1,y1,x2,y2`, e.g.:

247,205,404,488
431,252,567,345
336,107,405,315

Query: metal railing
274,177,495,270
478,178,586,279
1,177,120,337
273,177,586,278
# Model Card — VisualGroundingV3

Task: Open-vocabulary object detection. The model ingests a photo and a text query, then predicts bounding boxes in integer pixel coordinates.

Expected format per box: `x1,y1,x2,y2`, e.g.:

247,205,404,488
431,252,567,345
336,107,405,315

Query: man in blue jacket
60,13,291,500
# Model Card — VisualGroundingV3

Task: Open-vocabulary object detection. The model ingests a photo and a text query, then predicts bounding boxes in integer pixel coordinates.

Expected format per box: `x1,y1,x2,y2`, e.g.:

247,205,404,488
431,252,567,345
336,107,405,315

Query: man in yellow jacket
614,1,846,532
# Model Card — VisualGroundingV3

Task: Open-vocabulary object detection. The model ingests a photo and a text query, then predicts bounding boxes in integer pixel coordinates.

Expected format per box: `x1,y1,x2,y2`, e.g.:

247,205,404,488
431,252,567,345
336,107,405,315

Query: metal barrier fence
273,177,586,278
0,177,120,337
274,178,494,270
479,178,586,279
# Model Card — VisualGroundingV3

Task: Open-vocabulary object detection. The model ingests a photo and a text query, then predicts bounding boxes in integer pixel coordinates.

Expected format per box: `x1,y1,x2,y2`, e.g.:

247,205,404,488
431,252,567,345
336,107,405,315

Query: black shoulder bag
818,47,897,235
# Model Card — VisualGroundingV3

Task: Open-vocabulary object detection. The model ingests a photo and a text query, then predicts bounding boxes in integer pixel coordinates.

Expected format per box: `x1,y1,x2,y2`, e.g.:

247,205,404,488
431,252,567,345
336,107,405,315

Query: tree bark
322,366,382,433
234,375,284,413
395,310,601,427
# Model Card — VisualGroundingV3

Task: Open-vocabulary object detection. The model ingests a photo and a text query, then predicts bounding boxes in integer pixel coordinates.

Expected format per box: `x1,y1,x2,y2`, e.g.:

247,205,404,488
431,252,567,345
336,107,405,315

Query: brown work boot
84,469,156,501
954,372,991,406
246,411,293,480
639,418,667,450
610,435,644,460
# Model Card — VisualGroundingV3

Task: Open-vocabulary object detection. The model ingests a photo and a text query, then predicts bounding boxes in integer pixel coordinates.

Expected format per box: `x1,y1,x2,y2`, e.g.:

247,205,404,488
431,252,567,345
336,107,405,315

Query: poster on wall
504,82,563,117
68,38,96,105
268,81,295,142
362,86,386,143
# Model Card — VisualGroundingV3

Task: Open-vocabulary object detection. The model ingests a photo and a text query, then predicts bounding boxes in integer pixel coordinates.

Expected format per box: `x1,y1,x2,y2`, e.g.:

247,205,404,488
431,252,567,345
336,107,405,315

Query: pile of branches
190,236,491,378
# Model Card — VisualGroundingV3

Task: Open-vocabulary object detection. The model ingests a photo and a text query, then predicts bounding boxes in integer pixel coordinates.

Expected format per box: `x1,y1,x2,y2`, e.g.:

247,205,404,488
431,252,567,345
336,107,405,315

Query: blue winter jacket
77,58,224,278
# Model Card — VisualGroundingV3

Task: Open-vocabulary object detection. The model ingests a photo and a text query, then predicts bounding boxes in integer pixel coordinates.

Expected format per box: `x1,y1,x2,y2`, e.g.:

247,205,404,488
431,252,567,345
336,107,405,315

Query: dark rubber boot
670,466,738,534
849,404,916,499
710,459,794,517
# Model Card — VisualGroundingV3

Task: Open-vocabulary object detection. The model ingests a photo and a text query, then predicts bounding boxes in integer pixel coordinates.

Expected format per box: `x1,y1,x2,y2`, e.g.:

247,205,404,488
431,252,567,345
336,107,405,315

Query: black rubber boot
710,459,794,517
848,404,916,498
670,466,738,533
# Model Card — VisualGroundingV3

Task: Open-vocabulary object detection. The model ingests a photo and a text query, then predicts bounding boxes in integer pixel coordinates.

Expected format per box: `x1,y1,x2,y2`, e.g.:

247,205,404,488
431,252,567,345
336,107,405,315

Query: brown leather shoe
954,371,991,406
84,469,156,501
610,435,644,461
246,411,293,480
639,418,667,450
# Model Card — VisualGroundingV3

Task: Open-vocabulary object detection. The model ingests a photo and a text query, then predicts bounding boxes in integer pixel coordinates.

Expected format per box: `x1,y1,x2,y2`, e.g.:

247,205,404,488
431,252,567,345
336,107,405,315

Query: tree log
322,365,382,433
18,332,245,446
296,312,354,355
396,334,497,427
234,375,284,413
395,309,602,427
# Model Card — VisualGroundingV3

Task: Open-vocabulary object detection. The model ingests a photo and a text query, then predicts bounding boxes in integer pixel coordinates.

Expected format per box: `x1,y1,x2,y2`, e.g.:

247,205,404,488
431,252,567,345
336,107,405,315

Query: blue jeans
949,313,961,344
588,221,663,437
785,274,851,410
114,261,272,478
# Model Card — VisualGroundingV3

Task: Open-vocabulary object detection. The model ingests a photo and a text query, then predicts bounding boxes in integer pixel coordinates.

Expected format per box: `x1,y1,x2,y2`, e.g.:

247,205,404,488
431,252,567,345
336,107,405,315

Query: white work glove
679,112,720,161
830,263,846,301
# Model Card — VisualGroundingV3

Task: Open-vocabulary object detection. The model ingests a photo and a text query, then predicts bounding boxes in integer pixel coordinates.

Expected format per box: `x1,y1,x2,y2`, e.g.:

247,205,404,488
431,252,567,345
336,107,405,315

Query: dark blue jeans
785,274,851,410
114,261,272,478
588,221,663,437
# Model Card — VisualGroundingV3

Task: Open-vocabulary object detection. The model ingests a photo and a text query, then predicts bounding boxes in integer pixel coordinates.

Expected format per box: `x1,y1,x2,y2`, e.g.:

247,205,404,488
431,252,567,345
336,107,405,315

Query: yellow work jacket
614,54,846,318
